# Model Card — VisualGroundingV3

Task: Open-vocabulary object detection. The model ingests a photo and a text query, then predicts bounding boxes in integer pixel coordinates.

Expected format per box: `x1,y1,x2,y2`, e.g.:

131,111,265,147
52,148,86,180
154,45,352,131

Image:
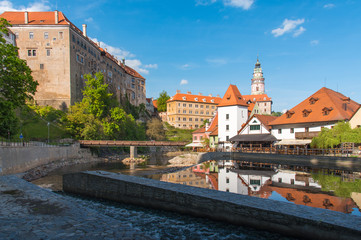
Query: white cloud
0,0,51,13
195,0,216,6
271,18,306,37
323,3,335,9
223,0,254,10
84,17,94,23
180,79,188,85
206,58,227,65
310,40,319,46
125,59,149,75
293,26,306,37
195,0,254,10
144,64,158,69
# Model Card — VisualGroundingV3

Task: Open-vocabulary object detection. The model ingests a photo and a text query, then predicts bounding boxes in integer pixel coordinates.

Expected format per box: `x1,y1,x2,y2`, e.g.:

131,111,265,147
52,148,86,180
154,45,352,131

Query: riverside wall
63,171,361,240
197,152,361,171
0,143,94,175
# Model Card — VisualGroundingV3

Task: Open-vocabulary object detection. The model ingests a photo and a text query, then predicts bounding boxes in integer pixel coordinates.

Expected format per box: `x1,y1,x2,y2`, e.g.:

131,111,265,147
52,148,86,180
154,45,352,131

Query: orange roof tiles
206,113,218,133
243,94,272,102
209,127,218,136
0,11,69,25
218,84,248,107
123,65,145,80
193,127,206,134
270,87,360,126
152,100,158,109
167,93,221,104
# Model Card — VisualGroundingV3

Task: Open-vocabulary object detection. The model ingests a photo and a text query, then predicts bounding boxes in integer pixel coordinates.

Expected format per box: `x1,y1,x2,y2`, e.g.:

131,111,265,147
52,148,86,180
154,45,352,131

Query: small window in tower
44,32,48,39
40,64,44,69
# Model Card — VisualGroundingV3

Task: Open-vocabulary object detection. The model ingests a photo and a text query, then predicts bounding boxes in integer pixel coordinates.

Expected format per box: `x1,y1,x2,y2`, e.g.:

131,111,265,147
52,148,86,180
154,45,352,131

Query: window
29,32,34,39
178,118,181,121
46,49,51,56
212,106,215,109
183,110,186,113
195,118,198,122
206,111,209,115
40,64,44,69
59,32,63,39
72,34,75,42
44,32,48,39
226,178,229,183
305,127,309,132
195,111,198,114
250,179,261,185
200,105,204,108
28,49,36,56
76,54,84,64
195,104,198,108
189,104,192,107
189,110,192,114
178,103,180,107
195,124,199,128
194,136,197,140
226,136,229,141
189,118,192,121
183,118,186,121
200,136,203,140
226,125,229,131
206,105,209,108
278,129,282,134
178,110,180,113
250,125,260,131
290,128,294,133
15,32,19,39
183,103,186,107
226,114,229,120
278,178,282,183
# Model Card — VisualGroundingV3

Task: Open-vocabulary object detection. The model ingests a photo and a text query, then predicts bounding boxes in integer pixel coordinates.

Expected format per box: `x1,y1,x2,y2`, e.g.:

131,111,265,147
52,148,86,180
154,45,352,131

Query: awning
274,139,312,146
185,142,203,148
229,134,277,142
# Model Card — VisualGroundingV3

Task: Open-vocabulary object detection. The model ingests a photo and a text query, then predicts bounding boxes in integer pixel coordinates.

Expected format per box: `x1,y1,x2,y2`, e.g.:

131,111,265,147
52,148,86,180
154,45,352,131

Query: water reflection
151,160,361,216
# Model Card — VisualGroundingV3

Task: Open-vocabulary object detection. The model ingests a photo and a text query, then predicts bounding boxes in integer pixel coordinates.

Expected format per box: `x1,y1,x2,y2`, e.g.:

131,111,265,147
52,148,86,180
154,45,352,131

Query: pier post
130,146,137,158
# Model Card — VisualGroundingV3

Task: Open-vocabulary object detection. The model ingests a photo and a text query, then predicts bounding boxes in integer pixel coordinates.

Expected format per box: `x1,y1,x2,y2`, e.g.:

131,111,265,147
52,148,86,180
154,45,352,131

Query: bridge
78,140,188,158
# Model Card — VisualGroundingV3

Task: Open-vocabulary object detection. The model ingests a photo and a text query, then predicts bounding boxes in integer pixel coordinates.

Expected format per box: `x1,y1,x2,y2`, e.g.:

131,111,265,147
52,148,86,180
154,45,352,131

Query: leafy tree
0,18,38,138
146,118,166,140
271,111,283,117
311,121,361,148
157,90,170,112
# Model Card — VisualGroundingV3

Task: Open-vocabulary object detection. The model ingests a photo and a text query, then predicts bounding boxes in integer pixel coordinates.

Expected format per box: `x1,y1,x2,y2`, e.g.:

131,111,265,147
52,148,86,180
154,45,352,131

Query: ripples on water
60,193,293,240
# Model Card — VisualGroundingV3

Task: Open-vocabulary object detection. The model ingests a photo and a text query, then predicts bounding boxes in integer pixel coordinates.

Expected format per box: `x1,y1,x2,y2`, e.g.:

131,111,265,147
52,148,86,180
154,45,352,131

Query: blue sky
1,0,361,112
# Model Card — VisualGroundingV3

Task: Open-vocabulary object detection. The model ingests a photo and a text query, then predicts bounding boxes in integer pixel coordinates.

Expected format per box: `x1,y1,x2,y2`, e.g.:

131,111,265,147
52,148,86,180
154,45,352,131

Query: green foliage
164,122,192,142
0,18,38,138
157,90,170,112
311,121,361,148
65,72,146,140
202,137,210,148
271,111,283,117
146,118,166,140
28,105,65,122
312,172,361,198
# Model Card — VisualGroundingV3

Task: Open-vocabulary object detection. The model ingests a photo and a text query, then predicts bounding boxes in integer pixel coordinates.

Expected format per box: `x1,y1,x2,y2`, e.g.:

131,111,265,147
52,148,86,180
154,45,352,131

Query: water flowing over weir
63,171,361,240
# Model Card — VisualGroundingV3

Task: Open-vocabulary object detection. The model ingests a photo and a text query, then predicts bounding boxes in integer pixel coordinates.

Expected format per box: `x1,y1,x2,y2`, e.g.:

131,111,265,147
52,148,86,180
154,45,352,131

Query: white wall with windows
271,122,335,140
239,117,270,135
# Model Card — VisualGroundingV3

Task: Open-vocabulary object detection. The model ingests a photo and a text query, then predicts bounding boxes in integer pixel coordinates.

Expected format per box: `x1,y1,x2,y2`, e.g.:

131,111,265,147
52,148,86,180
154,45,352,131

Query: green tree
311,121,361,148
146,118,165,140
0,18,38,138
271,111,283,117
157,90,170,112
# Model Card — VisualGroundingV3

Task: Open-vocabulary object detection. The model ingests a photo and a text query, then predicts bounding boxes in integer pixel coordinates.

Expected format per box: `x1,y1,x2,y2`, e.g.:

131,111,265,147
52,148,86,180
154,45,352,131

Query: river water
31,157,361,239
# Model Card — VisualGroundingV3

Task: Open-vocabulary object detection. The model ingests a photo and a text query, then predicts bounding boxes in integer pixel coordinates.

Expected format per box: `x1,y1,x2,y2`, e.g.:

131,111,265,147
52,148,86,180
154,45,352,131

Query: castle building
0,11,146,109
242,58,272,115
166,91,221,129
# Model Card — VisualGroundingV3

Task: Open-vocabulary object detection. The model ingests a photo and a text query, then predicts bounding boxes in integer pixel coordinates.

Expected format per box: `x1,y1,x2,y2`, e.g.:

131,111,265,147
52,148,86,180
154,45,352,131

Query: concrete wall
0,143,93,175
63,171,361,240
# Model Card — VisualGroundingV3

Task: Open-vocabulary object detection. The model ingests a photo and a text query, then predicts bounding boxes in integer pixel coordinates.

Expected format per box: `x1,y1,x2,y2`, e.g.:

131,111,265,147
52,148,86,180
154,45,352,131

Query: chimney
82,24,87,37
54,10,58,24
216,94,220,97
209,94,213,97
97,42,101,47
176,90,181,94
122,58,125,65
105,48,107,52
198,92,202,96
24,11,28,24
187,91,191,94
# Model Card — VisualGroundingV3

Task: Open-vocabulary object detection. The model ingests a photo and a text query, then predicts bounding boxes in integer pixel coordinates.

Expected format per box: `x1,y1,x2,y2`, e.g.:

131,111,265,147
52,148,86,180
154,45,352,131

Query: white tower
251,58,265,95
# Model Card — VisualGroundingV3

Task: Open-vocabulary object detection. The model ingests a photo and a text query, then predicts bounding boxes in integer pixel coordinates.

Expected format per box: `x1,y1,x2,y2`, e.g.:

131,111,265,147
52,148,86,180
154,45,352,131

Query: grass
164,122,193,142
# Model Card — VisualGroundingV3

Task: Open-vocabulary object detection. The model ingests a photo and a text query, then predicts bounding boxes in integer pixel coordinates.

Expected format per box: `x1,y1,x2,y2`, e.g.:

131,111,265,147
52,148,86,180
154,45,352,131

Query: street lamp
47,122,50,144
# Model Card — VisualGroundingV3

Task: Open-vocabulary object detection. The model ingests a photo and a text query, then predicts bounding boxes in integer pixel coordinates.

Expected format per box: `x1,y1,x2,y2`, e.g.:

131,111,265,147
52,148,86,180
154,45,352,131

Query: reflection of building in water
217,160,360,214
160,168,213,189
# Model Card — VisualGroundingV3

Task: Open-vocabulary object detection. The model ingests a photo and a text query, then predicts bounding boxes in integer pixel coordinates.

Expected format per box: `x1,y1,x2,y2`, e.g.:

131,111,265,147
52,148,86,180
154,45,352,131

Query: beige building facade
167,91,221,129
0,11,146,109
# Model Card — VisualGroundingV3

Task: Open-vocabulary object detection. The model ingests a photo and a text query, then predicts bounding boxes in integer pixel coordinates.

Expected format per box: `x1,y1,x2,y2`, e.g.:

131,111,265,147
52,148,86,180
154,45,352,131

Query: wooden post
130,146,137,158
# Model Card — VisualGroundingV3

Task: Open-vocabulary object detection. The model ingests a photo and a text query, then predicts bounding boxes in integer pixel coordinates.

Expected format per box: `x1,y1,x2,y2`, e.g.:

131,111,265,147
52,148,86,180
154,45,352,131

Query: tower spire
251,57,265,95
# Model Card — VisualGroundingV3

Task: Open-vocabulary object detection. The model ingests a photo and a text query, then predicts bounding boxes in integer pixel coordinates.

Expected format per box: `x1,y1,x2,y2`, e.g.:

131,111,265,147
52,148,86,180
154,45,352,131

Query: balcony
295,131,320,139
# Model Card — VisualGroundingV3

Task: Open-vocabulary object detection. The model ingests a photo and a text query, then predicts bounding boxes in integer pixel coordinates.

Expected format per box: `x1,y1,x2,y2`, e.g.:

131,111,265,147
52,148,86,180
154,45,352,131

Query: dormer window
226,94,231,100
264,97,266,100
211,99,214,103
302,109,312,117
195,97,198,101
202,98,206,102
182,96,186,100
286,110,295,118
322,107,333,116
309,97,319,105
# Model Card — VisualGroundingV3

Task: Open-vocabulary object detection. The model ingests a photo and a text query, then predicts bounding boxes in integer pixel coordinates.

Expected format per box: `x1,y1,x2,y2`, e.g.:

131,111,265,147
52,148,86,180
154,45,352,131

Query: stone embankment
0,175,151,239
63,171,361,240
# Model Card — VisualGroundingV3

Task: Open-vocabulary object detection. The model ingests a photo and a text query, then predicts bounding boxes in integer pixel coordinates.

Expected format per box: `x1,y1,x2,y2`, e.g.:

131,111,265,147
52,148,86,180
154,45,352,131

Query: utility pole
47,122,50,144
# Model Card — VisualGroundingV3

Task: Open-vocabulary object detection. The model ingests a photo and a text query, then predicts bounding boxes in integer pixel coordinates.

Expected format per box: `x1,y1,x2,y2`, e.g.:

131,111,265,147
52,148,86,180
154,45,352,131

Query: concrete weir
63,171,361,240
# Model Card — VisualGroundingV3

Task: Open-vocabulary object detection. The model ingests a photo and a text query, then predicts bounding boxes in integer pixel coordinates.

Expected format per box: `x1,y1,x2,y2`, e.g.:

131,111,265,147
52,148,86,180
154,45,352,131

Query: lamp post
47,122,50,144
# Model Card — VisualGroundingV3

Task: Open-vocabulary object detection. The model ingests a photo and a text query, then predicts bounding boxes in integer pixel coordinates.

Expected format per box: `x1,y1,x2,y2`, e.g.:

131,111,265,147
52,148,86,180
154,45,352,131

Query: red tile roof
167,93,221,104
0,11,69,25
193,126,206,134
123,65,145,80
152,100,158,109
238,114,278,134
243,94,272,102
206,113,218,133
218,84,248,107
209,127,218,136
270,87,360,126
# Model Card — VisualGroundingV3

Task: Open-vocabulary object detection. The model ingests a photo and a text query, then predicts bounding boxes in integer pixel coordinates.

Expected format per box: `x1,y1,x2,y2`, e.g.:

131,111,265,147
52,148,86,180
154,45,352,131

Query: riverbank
0,175,151,239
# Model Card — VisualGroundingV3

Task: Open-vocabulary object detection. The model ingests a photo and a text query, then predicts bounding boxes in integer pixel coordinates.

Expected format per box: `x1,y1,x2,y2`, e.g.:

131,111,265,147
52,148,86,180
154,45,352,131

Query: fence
0,139,75,148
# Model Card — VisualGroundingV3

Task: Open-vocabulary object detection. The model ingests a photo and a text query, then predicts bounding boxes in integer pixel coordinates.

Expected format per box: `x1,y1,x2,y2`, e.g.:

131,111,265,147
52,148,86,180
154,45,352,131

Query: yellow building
167,91,221,129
